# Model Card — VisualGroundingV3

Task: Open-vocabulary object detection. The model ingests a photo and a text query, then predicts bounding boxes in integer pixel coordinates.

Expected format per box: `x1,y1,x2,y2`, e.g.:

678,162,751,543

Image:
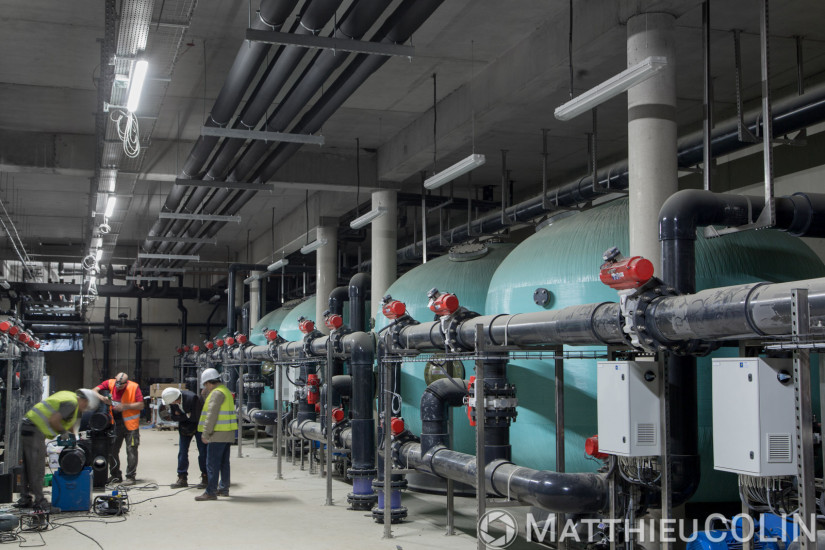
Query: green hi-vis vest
25,391,78,438
198,385,237,433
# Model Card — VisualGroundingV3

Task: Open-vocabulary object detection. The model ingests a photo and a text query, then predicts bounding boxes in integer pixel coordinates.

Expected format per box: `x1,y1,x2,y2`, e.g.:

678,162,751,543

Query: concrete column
249,276,262,329
627,12,677,275
315,225,338,334
370,190,397,319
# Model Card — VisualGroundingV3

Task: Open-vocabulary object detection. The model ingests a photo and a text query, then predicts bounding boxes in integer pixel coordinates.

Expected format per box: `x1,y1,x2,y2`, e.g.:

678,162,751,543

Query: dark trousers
19,429,45,506
177,431,207,477
205,442,230,496
109,421,139,479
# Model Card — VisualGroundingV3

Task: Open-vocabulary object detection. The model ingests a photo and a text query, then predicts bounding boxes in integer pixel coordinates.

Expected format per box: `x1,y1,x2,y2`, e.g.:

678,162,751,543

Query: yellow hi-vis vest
25,391,78,438
198,385,237,433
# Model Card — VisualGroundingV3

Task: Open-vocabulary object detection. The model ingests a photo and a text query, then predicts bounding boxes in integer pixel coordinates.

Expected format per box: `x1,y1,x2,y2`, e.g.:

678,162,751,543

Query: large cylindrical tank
278,296,317,344
249,302,301,409
485,197,824,502
376,243,516,457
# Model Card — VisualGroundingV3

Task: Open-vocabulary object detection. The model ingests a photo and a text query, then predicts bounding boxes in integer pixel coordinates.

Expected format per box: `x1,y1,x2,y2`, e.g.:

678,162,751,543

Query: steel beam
200,125,324,146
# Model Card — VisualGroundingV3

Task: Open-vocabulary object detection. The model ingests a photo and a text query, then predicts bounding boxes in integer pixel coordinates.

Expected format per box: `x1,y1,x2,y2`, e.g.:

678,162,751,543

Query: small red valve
331,407,344,423
0,321,10,333
215,339,225,347
225,337,235,346
176,347,183,354
183,345,190,352
390,417,405,436
237,334,248,344
599,247,654,290
324,314,343,331
298,317,315,334
315,403,321,413
306,373,319,405
585,435,609,460
27,338,36,349
17,332,30,344
34,342,41,350
205,341,215,350
428,288,459,316
265,329,278,342
192,345,200,353
381,296,406,320
8,325,19,336
466,376,477,427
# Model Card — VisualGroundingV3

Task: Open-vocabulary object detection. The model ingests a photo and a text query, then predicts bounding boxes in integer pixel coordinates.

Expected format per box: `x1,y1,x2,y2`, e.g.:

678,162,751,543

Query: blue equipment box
52,467,92,512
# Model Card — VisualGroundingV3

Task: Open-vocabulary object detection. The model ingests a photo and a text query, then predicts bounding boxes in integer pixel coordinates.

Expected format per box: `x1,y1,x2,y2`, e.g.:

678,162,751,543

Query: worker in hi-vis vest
16,389,99,511
195,368,237,501
92,372,145,486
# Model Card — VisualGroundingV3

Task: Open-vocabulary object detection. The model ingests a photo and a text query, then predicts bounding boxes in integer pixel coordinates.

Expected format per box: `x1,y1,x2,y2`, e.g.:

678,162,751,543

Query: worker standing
195,368,236,501
16,389,98,511
92,372,145,485
161,387,207,489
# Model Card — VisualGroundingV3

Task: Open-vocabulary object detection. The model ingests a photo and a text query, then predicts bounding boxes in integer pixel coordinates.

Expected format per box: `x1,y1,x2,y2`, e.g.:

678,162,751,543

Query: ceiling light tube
243,274,260,285
95,249,103,262
105,196,117,218
125,276,177,282
554,56,668,121
126,59,149,113
424,154,486,190
267,259,289,272
300,238,328,255
350,207,388,230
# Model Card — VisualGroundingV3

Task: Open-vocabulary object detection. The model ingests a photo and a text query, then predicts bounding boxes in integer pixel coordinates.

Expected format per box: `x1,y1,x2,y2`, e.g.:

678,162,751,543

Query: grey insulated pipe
348,273,370,332
227,264,269,334
143,0,298,253
394,82,825,262
397,443,608,514
420,378,467,454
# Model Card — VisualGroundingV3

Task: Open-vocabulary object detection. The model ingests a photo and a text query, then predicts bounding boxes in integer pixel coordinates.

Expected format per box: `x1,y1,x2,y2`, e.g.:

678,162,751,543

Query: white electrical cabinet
712,357,796,477
597,361,661,457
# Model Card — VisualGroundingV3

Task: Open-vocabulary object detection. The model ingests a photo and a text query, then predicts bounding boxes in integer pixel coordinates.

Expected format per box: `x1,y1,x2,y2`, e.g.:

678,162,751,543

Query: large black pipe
395,82,825,262
227,264,268,334
134,297,143,384
13,282,220,301
347,331,377,507
328,285,349,316
397,443,607,514
420,378,467,454
177,295,187,348
144,0,298,253
348,273,369,332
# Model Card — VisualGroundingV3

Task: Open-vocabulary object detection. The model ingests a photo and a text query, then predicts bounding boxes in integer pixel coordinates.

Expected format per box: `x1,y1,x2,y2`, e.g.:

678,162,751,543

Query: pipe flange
439,307,479,352
387,315,419,351
302,330,322,357
331,420,350,449
329,327,352,354
347,467,378,479
371,505,408,524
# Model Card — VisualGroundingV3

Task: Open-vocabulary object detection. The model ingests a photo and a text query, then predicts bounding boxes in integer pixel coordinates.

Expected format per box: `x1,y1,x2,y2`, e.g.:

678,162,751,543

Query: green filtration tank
375,243,516,457
277,296,317,343
250,302,301,409
484,197,825,502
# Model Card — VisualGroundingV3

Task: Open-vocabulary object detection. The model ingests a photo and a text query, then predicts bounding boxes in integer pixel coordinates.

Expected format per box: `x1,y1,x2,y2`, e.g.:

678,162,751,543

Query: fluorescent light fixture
105,196,117,218
424,154,486,190
126,59,149,113
267,259,289,272
243,274,261,285
138,253,200,261
89,275,96,286
91,237,103,248
300,238,328,255
554,56,668,121
95,249,103,262
350,207,388,230
0,280,10,290
125,276,177,282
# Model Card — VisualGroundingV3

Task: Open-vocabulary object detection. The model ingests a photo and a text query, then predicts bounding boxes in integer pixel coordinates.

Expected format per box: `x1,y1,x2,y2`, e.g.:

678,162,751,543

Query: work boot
107,475,122,485
12,498,33,509
194,492,216,501
171,476,188,489
121,477,136,486
195,474,208,489
217,488,229,497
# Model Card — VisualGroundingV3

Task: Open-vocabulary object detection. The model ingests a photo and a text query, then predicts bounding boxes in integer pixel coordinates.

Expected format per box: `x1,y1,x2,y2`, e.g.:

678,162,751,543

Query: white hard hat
201,368,221,385
76,388,100,410
161,387,182,406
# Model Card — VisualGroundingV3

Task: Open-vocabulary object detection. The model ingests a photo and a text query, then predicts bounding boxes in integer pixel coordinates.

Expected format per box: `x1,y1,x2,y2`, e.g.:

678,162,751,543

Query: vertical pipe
702,0,713,191
276,364,283,477
474,325,486,550
227,269,237,335
249,276,262,330
134,298,143,385
315,226,338,335
758,0,776,228
371,190,397,320
103,267,113,378
627,12,677,274
421,175,428,264
237,364,244,458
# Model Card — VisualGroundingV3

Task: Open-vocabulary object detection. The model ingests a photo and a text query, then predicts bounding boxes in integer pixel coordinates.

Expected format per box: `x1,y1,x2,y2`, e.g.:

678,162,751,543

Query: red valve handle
466,376,477,427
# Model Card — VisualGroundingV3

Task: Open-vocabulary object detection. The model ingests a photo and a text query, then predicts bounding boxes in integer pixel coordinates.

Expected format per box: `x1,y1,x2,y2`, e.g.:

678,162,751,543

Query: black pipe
134,298,143,385
227,264,269,334
420,378,467,454
296,362,317,424
177,295,188,348
394,82,825,262
398,443,607,514
347,331,377,508
348,273,370,332
328,285,349,316
12,283,220,301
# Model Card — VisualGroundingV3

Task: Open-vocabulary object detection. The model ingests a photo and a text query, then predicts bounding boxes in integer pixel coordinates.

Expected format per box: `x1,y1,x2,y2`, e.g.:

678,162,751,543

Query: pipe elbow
328,286,350,315
423,377,468,407
659,190,760,242
347,332,374,364
331,375,352,397
348,273,370,300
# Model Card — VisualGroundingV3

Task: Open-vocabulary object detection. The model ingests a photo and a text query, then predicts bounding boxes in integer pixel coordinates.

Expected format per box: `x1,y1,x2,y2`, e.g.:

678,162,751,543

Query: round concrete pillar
315,226,338,334
627,12,677,275
370,190,397,319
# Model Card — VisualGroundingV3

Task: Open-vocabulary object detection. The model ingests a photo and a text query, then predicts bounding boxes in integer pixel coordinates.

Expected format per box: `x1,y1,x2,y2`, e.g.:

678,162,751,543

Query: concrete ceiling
2,0,825,272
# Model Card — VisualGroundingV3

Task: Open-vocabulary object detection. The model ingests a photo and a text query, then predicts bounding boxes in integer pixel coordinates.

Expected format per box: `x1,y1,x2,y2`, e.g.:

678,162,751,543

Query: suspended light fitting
554,56,668,121
126,59,149,113
350,207,387,230
104,196,117,218
423,154,486,190
267,259,289,272
300,239,327,255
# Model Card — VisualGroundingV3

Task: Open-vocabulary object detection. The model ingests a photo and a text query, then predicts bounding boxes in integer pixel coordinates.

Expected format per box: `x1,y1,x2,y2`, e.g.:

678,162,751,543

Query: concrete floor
8,427,511,550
